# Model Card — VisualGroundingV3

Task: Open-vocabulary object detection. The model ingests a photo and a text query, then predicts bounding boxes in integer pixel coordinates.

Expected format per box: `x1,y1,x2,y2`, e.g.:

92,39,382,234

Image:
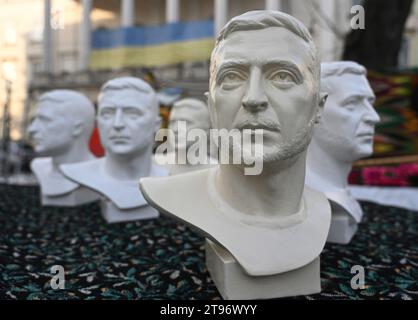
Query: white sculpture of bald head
306,61,380,243
312,61,380,165
155,97,217,174
60,77,167,222
168,98,211,151
28,90,99,206
29,90,95,161
141,10,331,281
97,77,161,163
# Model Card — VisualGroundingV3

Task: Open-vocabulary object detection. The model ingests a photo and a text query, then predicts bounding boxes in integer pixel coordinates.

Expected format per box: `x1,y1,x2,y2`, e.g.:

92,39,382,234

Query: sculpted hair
39,90,95,140
98,76,159,118
172,98,208,112
321,61,367,93
209,10,319,92
321,61,366,78
171,98,210,128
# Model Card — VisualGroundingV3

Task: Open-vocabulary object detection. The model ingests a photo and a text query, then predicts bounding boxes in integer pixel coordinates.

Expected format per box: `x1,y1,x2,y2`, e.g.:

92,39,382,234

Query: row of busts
28,10,381,300
29,78,221,222
29,78,168,223
30,62,379,240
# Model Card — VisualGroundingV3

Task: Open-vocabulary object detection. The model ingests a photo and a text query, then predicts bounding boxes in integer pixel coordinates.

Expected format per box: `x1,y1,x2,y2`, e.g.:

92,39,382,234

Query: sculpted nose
242,99,268,112
242,70,268,112
112,109,125,129
363,101,381,126
28,120,38,135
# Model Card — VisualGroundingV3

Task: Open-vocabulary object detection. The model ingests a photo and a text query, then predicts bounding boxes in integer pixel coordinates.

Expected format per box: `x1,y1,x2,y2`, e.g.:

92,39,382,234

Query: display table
349,185,418,212
0,184,417,300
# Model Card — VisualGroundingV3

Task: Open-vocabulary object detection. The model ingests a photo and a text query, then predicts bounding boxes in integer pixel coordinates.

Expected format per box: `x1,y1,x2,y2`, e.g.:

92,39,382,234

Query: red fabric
89,127,105,157
349,163,418,187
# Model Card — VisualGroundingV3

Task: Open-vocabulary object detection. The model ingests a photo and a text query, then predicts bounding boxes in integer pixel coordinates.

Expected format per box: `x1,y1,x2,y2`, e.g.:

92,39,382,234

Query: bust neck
215,151,307,219
306,139,352,193
51,139,94,172
104,145,152,181
171,137,213,165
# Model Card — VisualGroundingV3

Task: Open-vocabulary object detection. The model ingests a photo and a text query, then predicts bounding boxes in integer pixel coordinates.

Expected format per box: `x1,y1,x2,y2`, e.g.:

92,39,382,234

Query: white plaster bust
155,97,217,175
141,10,331,276
306,61,381,224
28,90,98,205
61,77,168,211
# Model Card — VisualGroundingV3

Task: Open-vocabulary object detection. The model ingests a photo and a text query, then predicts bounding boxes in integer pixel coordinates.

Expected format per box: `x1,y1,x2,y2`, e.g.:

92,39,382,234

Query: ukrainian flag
90,20,214,69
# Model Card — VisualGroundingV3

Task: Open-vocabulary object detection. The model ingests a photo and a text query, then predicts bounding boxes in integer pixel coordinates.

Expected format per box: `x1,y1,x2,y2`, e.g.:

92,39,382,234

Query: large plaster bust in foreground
28,90,99,206
61,77,167,222
306,61,380,243
141,11,331,277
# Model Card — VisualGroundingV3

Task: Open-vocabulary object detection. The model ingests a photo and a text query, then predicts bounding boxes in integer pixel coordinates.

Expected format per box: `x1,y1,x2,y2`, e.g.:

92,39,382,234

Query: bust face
168,103,210,151
209,27,319,163
315,73,380,162
98,88,157,156
28,99,75,156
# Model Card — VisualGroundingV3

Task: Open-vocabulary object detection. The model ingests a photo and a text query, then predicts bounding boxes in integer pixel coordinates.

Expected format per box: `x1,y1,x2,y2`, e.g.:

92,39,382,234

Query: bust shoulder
31,157,79,196
140,168,331,276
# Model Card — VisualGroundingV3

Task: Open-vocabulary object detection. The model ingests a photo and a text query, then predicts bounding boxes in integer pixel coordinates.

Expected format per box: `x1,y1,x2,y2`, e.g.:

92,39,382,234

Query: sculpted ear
72,120,84,137
315,92,328,124
154,115,162,134
205,91,217,129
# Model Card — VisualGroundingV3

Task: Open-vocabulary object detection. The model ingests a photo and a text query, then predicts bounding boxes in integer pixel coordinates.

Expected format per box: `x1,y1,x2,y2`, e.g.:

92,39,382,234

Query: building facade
2,0,407,141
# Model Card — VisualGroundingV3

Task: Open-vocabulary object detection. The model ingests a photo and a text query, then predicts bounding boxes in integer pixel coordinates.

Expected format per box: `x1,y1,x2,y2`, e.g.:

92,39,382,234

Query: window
4,23,17,45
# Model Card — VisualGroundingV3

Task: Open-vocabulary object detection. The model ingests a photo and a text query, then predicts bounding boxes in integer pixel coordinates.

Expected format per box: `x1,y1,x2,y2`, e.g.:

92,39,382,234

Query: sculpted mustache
234,119,281,132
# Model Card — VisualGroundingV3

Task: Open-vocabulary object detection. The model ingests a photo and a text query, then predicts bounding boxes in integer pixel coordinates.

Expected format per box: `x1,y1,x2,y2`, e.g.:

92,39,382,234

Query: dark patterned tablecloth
0,184,417,300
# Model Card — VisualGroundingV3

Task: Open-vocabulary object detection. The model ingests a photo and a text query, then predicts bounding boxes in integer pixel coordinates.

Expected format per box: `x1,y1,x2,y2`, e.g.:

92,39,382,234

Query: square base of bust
205,239,321,300
41,187,100,207
100,199,159,223
327,211,358,244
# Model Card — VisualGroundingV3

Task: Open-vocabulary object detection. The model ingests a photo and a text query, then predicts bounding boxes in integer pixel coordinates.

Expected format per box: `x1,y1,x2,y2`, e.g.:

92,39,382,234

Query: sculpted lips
356,131,374,138
31,136,42,144
235,121,281,133
109,135,130,141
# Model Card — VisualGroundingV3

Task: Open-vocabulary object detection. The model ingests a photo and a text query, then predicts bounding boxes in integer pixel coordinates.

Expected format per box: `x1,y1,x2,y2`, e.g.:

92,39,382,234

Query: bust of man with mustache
306,61,380,244
140,11,331,297
61,77,168,223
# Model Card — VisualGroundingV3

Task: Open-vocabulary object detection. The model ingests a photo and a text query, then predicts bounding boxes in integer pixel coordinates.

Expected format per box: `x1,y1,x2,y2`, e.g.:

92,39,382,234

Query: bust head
315,61,380,162
28,89,95,158
208,10,325,167
97,77,160,157
168,98,211,152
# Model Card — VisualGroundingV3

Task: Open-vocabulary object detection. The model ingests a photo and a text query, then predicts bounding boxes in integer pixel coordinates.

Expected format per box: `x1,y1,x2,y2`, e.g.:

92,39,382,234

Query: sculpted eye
224,72,242,82
39,116,51,123
220,71,246,89
100,109,115,118
270,71,296,84
343,103,355,111
341,97,360,110
125,109,141,118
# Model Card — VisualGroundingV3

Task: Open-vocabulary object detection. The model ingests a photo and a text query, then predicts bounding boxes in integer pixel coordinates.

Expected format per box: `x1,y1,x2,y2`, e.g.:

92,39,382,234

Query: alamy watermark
50,265,65,290
155,121,264,175
350,265,366,290
350,5,365,30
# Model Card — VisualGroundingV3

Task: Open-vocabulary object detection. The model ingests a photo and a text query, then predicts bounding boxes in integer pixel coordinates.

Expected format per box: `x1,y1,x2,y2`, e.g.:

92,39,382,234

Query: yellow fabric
90,38,214,69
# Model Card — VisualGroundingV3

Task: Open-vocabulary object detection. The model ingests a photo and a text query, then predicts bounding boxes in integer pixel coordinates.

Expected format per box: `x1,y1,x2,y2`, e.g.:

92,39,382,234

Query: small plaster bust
28,90,97,202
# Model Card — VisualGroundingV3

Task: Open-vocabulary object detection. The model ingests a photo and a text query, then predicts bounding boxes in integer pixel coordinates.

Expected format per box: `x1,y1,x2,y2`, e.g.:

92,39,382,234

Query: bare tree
343,0,414,69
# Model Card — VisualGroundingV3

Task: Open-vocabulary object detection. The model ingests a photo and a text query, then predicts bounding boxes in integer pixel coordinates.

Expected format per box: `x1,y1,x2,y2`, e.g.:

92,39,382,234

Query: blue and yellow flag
90,20,214,69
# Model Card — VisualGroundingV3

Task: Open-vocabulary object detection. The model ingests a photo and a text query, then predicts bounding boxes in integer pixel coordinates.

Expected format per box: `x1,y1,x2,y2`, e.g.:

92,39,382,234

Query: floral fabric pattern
0,185,417,300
